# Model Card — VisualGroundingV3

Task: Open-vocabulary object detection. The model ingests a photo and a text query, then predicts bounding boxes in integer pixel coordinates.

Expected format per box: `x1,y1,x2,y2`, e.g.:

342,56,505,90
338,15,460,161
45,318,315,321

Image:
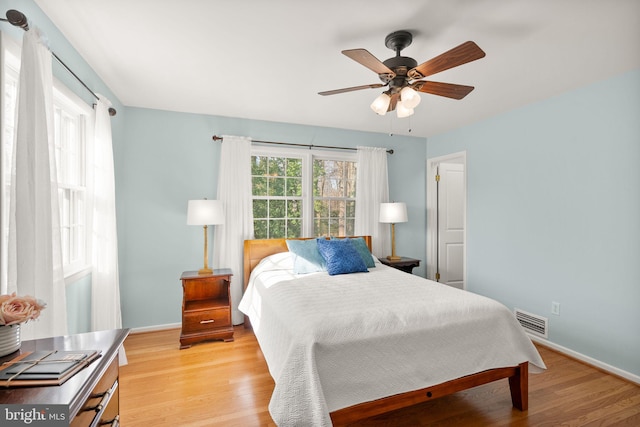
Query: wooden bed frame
242,237,528,425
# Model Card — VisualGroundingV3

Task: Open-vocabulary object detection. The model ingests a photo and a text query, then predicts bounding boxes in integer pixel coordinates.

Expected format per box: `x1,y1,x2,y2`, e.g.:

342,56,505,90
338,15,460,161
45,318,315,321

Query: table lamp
379,202,408,260
187,199,224,274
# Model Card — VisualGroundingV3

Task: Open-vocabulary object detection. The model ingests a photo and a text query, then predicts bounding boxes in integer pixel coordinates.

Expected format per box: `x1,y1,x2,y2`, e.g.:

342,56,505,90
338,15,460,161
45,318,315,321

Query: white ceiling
34,0,640,138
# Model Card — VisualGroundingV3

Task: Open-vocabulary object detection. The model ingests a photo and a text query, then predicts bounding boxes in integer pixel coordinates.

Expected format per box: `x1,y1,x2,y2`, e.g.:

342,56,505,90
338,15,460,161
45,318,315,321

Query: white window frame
53,82,94,279
251,145,356,237
0,32,94,287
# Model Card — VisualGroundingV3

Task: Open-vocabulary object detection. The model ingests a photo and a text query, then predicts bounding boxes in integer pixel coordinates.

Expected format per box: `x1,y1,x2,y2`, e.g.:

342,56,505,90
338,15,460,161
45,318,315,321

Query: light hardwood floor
119,326,640,426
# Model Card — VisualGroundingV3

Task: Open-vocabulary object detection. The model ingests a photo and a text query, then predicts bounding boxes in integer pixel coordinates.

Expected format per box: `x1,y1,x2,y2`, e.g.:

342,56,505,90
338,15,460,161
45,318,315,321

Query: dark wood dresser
0,328,129,426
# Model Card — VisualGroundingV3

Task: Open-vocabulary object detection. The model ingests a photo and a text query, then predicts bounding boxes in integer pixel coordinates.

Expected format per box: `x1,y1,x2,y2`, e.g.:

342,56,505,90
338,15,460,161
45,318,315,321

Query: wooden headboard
243,236,372,291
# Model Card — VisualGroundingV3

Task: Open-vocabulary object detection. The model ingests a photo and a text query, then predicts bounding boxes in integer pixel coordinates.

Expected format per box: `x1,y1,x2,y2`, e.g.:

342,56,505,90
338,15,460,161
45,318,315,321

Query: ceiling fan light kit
396,101,414,118
370,93,391,115
319,30,486,118
400,86,421,109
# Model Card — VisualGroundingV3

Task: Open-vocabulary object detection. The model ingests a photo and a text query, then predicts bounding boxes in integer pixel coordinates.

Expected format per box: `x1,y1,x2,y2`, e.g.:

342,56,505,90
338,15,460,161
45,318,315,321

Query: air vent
514,308,548,338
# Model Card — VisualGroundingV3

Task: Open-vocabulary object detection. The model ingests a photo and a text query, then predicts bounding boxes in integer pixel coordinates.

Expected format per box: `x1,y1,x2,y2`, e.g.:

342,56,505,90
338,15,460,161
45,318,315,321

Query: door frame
426,151,467,288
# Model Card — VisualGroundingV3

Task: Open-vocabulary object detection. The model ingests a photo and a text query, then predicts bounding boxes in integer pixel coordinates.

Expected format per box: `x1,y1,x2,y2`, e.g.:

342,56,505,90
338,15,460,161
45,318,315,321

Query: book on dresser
0,349,101,387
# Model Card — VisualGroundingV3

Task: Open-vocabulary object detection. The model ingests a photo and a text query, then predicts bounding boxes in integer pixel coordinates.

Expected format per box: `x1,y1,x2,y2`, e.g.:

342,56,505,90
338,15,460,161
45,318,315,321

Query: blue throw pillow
346,237,376,268
286,239,326,274
317,238,369,276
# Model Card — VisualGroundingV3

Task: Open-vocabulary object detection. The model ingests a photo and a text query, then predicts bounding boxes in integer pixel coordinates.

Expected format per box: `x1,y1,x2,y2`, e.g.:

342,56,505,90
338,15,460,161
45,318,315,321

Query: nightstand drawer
184,308,230,331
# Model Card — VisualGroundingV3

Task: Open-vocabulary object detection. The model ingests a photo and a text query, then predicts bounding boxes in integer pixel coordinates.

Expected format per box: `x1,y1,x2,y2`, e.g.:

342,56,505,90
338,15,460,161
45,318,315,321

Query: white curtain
212,135,254,325
7,28,67,340
91,96,122,328
354,146,390,258
91,95,126,364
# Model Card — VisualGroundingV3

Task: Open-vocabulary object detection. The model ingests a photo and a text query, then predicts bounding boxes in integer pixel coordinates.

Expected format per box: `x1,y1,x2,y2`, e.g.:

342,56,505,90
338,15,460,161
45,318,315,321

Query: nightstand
379,257,421,274
180,269,234,349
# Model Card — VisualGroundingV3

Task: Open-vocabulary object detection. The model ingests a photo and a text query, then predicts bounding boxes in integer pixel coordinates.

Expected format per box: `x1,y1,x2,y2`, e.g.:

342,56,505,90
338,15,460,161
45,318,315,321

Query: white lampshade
187,199,224,225
400,86,421,109
379,202,408,224
396,101,414,118
370,93,391,115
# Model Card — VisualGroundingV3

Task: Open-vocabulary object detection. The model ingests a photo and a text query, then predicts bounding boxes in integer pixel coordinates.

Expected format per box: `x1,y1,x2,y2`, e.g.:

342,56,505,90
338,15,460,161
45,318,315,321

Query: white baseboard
128,322,181,334
529,334,640,385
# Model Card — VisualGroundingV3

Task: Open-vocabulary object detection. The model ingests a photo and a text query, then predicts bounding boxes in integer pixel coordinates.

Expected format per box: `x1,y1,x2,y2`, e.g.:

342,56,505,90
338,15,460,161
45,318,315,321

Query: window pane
270,219,285,238
345,219,355,236
253,199,267,218
286,177,302,197
286,219,301,238
346,200,355,217
270,200,285,218
287,200,301,218
268,157,286,176
314,219,329,237
314,199,329,218
252,177,267,196
267,177,285,196
286,158,302,177
254,220,268,239
251,155,268,175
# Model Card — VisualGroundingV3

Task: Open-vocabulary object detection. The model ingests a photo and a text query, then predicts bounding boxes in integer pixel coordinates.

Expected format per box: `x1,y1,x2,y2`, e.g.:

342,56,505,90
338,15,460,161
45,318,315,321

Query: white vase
0,324,21,357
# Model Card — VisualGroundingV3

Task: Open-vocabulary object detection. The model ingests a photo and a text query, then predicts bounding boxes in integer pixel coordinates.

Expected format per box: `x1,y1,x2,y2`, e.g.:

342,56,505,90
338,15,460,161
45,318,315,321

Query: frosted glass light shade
370,93,391,115
379,202,408,223
396,101,414,118
400,86,421,109
187,199,224,225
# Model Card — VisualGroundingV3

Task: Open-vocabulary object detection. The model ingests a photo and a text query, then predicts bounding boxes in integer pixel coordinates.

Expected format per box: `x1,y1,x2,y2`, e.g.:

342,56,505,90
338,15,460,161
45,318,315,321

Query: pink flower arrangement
0,293,46,326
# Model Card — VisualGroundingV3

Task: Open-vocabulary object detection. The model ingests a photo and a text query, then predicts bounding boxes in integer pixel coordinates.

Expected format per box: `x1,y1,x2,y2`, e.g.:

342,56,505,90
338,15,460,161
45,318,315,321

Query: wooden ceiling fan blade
412,81,475,100
342,49,396,79
408,41,485,79
318,83,384,96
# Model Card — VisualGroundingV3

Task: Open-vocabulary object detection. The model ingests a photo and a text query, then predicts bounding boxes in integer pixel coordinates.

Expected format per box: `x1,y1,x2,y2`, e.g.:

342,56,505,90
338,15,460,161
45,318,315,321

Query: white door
437,163,465,289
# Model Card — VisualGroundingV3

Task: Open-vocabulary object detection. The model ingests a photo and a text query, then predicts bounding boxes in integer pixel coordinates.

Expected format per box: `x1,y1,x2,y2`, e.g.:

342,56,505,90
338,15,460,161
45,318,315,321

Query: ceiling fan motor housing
382,56,418,89
381,31,418,90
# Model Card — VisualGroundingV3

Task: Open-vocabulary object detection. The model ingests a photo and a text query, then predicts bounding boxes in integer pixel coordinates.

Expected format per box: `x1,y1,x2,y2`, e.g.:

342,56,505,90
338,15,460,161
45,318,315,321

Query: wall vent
514,308,548,338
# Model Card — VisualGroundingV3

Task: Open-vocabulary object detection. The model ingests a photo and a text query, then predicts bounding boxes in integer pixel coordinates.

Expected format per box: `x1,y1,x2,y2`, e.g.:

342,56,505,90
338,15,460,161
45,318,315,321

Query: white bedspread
239,253,546,426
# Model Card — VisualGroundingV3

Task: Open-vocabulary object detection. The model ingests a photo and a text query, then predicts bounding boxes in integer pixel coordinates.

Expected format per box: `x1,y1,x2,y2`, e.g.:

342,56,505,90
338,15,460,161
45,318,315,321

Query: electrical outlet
551,301,560,316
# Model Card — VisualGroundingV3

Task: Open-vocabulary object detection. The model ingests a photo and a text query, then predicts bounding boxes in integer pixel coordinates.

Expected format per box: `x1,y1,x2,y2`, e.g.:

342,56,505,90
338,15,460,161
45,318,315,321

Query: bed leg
508,362,528,411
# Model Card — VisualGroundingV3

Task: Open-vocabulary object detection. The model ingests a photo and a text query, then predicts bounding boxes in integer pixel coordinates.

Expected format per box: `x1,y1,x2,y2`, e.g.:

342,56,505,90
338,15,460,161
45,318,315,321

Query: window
313,159,356,236
251,154,303,238
251,147,356,239
1,34,93,283
53,88,91,274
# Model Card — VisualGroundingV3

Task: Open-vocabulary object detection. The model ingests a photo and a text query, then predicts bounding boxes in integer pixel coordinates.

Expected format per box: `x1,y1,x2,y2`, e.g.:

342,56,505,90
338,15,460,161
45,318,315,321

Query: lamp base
386,255,401,261
198,267,213,275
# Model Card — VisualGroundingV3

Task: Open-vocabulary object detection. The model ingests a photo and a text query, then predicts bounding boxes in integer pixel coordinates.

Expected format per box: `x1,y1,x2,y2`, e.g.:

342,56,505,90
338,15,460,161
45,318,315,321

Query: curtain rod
212,135,394,154
1,9,117,117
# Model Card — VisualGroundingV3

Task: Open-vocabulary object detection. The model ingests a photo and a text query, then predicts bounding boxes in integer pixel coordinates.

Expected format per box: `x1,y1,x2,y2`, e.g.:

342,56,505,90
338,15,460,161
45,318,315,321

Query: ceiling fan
318,31,486,118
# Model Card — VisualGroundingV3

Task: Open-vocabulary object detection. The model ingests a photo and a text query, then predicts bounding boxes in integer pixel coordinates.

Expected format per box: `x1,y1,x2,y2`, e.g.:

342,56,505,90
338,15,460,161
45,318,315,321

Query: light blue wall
427,69,640,377
117,108,426,328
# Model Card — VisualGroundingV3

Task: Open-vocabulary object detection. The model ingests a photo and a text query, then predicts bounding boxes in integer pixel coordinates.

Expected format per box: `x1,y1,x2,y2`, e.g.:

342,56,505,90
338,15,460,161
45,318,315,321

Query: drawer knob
200,319,215,324
84,390,110,412
100,415,120,426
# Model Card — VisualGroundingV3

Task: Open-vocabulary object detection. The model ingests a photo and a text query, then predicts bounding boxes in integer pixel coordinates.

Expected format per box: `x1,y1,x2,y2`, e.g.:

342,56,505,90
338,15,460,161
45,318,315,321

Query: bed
239,236,546,426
